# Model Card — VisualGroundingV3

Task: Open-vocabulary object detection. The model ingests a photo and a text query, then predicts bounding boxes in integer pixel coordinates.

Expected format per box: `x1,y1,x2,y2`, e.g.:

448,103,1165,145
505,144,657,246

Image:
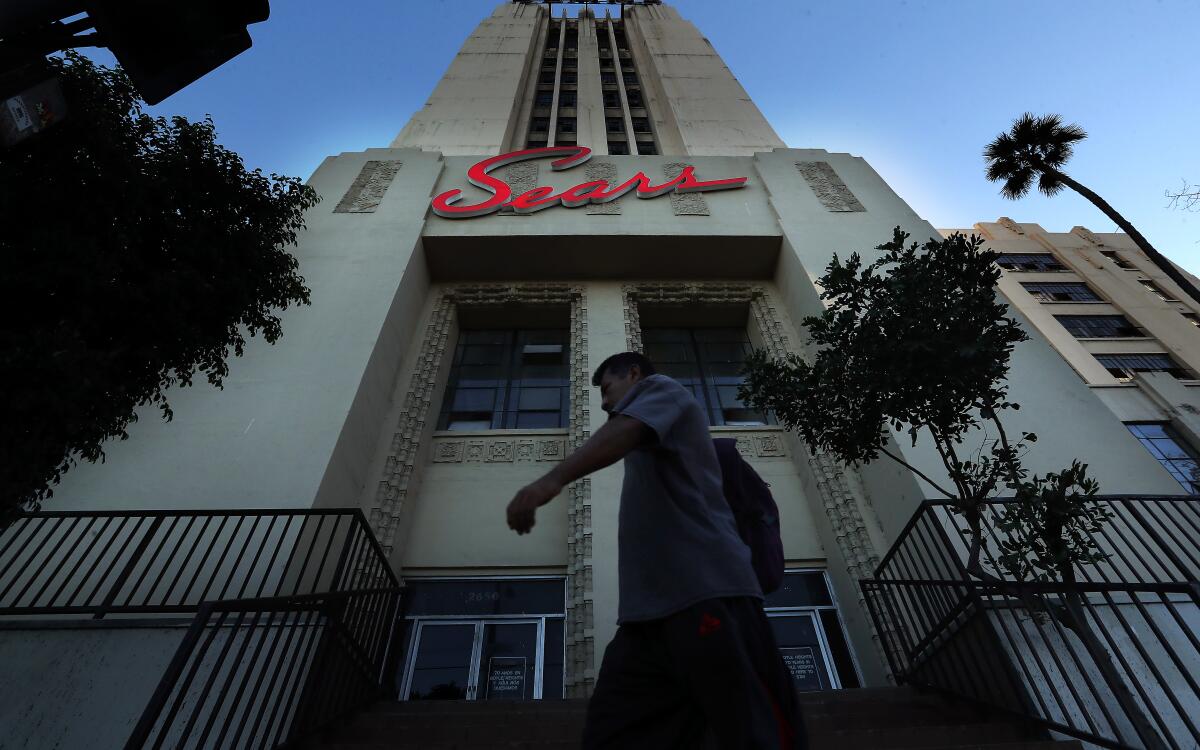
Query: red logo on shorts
698,613,722,636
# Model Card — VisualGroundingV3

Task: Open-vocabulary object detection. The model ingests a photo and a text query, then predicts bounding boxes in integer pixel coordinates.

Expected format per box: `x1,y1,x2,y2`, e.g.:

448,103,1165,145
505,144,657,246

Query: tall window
439,329,570,430
1021,282,1101,302
1102,250,1135,269
995,253,1065,272
1054,315,1142,338
1094,353,1194,381
642,328,769,426
1126,423,1199,493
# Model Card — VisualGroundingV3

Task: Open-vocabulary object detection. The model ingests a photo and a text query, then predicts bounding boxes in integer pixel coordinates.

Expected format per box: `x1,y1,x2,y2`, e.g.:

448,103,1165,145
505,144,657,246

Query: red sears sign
431,145,748,219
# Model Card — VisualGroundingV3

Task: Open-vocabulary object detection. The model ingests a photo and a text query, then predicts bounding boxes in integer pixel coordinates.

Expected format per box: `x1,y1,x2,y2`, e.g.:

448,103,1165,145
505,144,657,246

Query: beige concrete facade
31,2,1195,721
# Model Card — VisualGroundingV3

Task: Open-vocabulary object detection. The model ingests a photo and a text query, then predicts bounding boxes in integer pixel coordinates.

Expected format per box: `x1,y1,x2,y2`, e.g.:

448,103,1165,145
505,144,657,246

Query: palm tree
984,113,1200,305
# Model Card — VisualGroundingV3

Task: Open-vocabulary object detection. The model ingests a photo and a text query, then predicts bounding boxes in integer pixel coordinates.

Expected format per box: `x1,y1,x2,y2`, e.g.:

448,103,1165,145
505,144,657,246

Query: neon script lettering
430,146,748,219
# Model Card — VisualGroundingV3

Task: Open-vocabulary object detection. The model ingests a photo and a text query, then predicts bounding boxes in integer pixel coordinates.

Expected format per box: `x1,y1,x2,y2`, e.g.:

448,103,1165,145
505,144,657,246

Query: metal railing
862,496,1200,750
0,509,401,750
0,509,394,618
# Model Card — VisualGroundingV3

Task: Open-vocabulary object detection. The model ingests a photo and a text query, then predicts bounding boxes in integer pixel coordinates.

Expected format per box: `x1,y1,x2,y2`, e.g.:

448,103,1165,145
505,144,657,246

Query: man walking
506,352,802,749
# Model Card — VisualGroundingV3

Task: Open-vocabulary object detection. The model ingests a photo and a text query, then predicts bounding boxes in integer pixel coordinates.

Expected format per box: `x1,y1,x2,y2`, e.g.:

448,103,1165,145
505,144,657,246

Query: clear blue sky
84,0,1200,271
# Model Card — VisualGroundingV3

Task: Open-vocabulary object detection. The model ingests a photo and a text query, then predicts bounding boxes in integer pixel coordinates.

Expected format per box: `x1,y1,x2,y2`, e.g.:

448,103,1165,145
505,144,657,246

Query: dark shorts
582,596,805,750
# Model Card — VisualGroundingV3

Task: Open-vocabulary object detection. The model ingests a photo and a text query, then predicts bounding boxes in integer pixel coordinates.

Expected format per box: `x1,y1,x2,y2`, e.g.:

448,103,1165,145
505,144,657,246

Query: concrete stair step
808,723,1034,750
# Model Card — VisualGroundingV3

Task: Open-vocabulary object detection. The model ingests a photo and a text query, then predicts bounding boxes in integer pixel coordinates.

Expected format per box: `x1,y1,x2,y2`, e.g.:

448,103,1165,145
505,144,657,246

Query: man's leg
663,597,804,750
582,621,704,750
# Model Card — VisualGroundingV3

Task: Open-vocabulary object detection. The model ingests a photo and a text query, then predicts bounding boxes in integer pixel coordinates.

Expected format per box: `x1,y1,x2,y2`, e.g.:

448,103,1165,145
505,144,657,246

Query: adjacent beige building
942,218,1200,492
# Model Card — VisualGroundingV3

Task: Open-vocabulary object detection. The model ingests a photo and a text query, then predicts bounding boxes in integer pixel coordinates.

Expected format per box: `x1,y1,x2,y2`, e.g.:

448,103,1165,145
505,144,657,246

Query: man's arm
506,414,650,534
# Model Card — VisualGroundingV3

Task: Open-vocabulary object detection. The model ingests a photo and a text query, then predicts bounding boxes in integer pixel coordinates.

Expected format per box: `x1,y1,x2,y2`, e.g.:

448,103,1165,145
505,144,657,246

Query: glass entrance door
402,619,542,701
769,612,840,691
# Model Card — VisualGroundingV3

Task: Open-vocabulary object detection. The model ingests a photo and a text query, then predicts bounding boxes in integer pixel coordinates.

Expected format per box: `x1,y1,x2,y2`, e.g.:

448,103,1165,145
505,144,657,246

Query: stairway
301,687,1084,749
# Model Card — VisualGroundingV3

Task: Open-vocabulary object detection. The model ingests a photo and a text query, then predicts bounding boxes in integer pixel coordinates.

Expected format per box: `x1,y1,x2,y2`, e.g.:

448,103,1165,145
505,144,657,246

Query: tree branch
878,445,959,500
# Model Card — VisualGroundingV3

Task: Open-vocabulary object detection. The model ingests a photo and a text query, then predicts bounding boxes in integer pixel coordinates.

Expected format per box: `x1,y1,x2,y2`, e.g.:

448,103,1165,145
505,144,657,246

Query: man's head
592,351,657,413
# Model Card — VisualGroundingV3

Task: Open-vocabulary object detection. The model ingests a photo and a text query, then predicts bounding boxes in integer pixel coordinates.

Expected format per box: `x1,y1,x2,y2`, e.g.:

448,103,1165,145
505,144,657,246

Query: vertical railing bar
377,592,403,685
198,515,247,603
912,518,961,629
55,515,113,606
1097,509,1163,586
0,516,54,603
147,608,231,750
268,606,327,749
877,579,920,681
193,607,265,749
174,607,251,748
219,515,263,602
309,515,343,596
980,591,1057,723
27,516,87,606
1156,590,1200,660
123,603,217,750
224,607,286,750
227,607,287,750
1126,500,1196,587
1061,587,1171,749
860,582,901,679
119,514,178,607
1141,501,1200,576
1,513,61,602
367,590,393,666
289,515,327,597
242,515,282,600
140,515,194,608
161,516,214,605
249,604,315,750
179,515,231,605
335,523,368,593
893,539,972,696
266,516,309,599
1117,590,1200,742
94,516,161,618
73,515,132,607
0,517,35,575
1164,498,1200,547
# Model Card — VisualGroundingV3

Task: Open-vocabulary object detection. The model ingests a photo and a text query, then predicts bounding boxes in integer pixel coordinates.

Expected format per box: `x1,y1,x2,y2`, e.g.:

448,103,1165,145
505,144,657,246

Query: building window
561,72,577,85
1054,315,1142,338
605,117,625,134
631,117,651,133
1021,282,1102,302
539,71,555,84
535,91,553,107
765,571,861,691
525,140,547,149
623,73,638,86
627,89,644,107
995,253,1065,272
558,118,576,134
601,72,617,85
608,141,629,155
642,328,770,426
438,329,570,430
559,91,576,107
1102,250,1136,269
562,58,576,70
1094,353,1194,381
636,141,657,155
1139,279,1177,302
1126,423,1200,493
530,117,549,133
603,91,620,108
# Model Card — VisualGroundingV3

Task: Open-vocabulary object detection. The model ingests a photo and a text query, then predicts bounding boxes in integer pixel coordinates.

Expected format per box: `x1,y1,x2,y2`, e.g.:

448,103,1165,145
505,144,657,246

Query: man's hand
507,476,564,534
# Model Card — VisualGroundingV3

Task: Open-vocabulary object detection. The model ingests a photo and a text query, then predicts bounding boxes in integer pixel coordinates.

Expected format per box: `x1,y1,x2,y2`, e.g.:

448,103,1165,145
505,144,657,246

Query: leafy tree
740,228,1161,747
0,52,318,522
985,113,1200,305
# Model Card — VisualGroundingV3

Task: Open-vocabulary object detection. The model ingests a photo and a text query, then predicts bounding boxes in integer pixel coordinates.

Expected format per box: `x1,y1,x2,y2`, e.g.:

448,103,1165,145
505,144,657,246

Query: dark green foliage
995,461,1111,582
0,53,318,520
983,112,1087,199
740,228,1028,474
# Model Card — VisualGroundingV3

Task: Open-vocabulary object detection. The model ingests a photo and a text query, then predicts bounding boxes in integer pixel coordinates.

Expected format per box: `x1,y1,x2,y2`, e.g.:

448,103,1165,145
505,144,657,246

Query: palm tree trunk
1046,167,1200,307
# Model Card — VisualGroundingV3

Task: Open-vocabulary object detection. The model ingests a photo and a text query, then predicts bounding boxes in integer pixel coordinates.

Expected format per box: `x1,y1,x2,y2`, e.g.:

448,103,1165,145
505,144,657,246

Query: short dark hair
592,351,656,386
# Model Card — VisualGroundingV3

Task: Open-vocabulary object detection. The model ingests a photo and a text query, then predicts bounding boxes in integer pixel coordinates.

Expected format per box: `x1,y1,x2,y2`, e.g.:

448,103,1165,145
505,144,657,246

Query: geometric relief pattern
334,160,402,213
585,161,620,215
621,281,884,662
501,163,540,217
795,161,865,212
663,163,709,216
370,282,593,697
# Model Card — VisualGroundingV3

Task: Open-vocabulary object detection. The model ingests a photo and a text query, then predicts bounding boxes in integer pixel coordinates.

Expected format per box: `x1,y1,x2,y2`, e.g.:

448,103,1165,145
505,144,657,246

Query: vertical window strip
1126,423,1200,493
440,329,570,430
994,253,1065,272
1094,353,1193,381
1020,282,1102,302
1053,315,1141,338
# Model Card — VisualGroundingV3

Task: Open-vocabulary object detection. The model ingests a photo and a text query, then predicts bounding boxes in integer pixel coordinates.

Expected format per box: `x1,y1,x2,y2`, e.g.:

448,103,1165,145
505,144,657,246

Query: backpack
713,438,785,594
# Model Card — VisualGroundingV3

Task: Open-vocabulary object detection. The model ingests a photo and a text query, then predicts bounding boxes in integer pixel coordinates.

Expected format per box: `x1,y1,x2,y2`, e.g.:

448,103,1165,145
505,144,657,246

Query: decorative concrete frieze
334,160,402,213
712,430,789,459
794,161,865,212
1072,226,1105,246
663,162,710,215
585,161,621,215
997,216,1025,235
500,162,540,217
369,281,594,697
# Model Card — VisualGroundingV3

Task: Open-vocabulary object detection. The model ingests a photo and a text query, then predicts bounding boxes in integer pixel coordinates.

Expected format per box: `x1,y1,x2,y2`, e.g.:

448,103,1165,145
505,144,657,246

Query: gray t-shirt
611,374,762,623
